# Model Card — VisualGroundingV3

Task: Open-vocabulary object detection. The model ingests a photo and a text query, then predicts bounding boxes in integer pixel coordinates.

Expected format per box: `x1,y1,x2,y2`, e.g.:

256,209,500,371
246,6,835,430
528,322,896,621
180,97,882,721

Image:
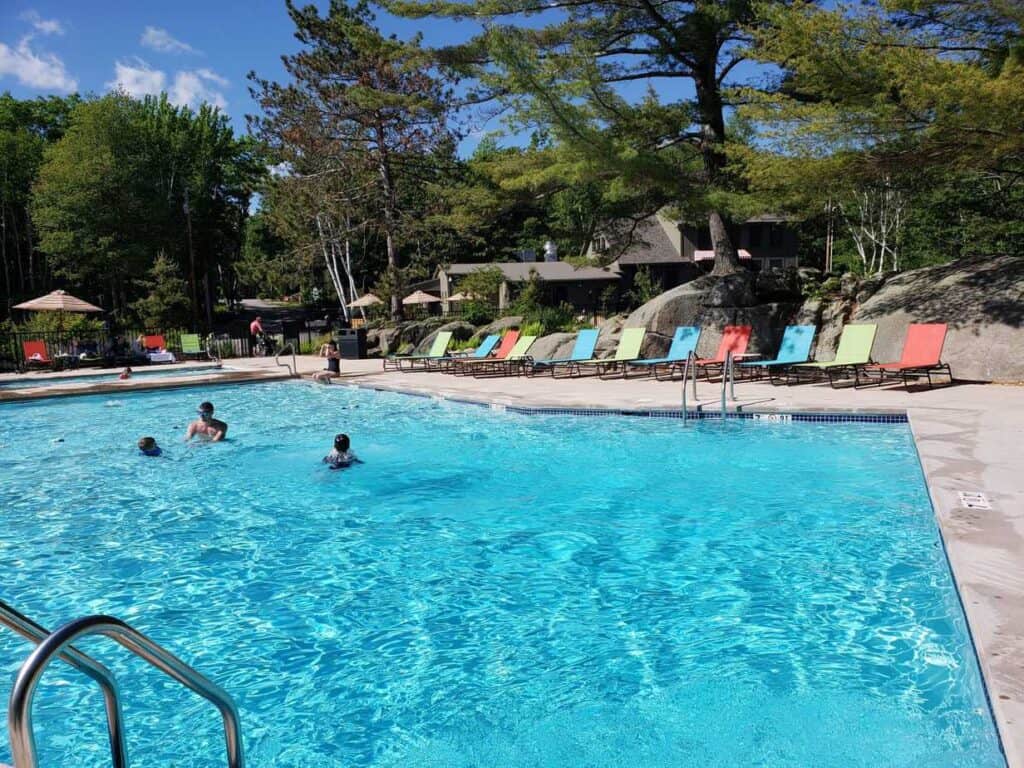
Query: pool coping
2,370,1022,766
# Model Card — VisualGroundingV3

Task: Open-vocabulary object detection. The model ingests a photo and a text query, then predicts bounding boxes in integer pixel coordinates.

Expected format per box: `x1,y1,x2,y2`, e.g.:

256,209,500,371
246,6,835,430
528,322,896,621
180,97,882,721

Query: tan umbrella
14,290,103,313
402,290,442,305
347,293,382,308
446,291,473,302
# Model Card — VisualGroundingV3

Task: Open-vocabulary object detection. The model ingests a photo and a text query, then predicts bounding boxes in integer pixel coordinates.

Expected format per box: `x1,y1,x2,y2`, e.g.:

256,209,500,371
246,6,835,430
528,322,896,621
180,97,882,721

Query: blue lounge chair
625,326,701,377
740,325,816,382
525,329,600,376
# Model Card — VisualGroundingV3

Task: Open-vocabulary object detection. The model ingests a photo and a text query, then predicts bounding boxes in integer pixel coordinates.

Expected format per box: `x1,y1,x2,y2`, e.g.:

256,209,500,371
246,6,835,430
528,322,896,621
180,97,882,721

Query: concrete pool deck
3,354,1023,764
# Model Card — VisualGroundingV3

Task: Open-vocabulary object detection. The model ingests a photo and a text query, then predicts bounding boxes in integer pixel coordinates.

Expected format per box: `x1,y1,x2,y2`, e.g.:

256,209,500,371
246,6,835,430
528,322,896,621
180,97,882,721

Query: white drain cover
958,491,992,510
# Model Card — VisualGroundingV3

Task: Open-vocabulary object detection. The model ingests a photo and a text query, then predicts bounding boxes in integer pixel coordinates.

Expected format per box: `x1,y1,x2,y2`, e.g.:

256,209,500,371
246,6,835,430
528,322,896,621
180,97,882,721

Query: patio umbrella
446,292,473,302
14,290,103,313
402,290,442,305
347,293,383,308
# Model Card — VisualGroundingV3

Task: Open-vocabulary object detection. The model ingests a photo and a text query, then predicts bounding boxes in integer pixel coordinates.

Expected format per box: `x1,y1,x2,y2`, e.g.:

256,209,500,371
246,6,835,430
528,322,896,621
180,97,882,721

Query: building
437,261,620,313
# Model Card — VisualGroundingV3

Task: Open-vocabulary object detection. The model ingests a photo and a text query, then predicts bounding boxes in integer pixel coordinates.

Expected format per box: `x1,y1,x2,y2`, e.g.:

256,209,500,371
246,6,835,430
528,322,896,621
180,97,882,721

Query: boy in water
323,433,361,469
185,401,228,442
138,436,162,456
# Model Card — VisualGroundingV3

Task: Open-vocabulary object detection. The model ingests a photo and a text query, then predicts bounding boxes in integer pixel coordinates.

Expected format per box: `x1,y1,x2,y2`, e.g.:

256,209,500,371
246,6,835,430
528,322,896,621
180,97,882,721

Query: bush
461,301,495,326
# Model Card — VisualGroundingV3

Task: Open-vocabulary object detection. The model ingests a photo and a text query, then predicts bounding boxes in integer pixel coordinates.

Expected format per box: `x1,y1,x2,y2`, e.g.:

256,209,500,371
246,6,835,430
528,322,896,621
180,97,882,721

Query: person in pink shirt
249,316,264,355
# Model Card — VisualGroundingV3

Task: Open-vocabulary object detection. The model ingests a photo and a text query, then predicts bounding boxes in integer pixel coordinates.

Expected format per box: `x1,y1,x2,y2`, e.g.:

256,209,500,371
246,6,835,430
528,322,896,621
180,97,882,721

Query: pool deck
4,354,1023,764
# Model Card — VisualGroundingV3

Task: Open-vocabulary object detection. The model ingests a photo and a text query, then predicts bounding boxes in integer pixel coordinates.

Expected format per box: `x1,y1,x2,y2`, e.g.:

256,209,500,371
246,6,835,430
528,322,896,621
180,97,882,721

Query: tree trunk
376,125,403,321
695,72,741,276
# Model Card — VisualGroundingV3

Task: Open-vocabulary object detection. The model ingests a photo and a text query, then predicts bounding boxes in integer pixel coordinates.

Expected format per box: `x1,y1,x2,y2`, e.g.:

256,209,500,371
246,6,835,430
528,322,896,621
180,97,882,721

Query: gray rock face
594,315,625,356
526,332,576,361
469,316,523,345
702,273,758,308
414,321,476,354
755,269,800,302
853,254,1024,382
377,326,402,356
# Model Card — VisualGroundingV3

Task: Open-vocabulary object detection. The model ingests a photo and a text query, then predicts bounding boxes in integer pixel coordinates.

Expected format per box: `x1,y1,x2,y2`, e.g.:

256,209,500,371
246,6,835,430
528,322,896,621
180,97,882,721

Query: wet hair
328,340,338,350
138,436,157,451
334,433,350,452
199,401,214,414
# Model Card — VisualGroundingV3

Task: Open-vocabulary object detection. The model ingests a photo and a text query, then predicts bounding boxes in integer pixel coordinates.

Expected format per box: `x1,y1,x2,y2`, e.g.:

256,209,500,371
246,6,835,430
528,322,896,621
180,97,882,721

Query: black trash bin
336,328,367,359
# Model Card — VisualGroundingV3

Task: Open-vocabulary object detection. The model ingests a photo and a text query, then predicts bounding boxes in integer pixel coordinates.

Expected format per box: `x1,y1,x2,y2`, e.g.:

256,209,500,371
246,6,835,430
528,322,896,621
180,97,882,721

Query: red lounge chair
659,325,751,381
22,340,52,369
854,323,952,389
450,330,521,375
143,335,166,351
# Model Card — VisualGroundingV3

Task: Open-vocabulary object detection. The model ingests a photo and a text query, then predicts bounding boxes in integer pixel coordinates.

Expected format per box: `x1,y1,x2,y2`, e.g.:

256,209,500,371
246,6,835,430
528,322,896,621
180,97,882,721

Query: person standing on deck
249,316,264,356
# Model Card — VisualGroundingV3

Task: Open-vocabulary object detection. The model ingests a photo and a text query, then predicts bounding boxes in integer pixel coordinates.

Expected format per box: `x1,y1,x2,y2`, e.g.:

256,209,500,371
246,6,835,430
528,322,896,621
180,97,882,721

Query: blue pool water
0,364,227,389
0,382,1004,767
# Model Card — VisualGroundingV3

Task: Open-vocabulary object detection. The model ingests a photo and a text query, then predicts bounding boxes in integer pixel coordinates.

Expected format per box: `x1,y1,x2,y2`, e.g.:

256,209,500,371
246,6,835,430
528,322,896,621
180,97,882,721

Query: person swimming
323,433,361,469
138,436,162,456
119,366,132,380
185,401,228,442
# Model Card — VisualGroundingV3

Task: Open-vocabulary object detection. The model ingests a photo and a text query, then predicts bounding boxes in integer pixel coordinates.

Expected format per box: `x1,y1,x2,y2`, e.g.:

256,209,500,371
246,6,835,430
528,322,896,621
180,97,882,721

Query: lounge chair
468,335,538,377
449,331,520,374
180,333,206,360
524,329,600,377
657,325,751,381
625,326,701,378
382,331,453,371
853,323,951,389
558,327,645,378
143,334,176,364
22,340,51,370
740,325,816,382
790,324,877,387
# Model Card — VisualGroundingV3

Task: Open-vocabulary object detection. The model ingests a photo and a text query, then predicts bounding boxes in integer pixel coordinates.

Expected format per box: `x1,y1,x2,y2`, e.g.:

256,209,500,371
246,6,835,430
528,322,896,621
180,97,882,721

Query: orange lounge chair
658,325,751,381
143,335,166,351
854,323,952,389
450,330,521,375
22,340,51,369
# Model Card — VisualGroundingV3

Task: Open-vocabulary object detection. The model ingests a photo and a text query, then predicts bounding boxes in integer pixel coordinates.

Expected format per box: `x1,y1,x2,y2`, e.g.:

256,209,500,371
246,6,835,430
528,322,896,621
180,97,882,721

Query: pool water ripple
0,382,1006,767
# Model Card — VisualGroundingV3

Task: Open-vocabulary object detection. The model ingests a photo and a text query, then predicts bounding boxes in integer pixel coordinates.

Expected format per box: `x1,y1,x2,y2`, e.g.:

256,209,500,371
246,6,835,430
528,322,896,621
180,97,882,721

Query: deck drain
957,491,992,510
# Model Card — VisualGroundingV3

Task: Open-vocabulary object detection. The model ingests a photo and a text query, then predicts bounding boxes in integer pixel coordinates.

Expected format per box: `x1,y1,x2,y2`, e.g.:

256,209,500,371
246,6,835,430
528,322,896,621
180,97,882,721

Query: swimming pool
0,382,1005,767
0,364,229,389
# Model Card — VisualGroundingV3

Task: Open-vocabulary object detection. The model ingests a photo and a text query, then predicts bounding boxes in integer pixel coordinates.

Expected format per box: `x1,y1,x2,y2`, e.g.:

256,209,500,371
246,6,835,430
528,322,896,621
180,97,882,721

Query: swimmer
322,433,361,469
185,401,228,442
119,366,132,380
138,436,162,456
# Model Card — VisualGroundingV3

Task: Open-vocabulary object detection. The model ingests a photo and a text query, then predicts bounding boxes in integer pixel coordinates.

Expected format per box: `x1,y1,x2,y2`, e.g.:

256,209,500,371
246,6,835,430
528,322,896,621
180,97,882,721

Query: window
696,228,712,250
747,223,764,248
769,223,785,247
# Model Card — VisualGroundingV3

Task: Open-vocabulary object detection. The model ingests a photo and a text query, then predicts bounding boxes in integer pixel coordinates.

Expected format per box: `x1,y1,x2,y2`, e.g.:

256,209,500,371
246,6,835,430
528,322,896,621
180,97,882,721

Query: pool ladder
275,343,299,378
680,350,736,422
0,600,244,768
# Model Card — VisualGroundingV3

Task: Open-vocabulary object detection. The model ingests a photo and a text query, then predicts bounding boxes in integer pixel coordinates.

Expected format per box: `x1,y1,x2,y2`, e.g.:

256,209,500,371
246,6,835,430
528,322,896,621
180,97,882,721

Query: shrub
461,301,495,326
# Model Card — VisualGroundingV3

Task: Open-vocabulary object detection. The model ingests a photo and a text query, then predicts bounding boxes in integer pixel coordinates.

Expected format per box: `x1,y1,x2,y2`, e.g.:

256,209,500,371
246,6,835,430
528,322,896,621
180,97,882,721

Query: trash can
336,327,367,359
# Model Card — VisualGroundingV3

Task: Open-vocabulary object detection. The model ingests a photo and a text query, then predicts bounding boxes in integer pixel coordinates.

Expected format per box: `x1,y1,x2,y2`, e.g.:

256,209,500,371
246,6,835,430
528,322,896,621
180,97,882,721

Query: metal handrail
0,601,128,768
721,350,736,418
9,614,244,768
680,350,697,422
274,343,298,378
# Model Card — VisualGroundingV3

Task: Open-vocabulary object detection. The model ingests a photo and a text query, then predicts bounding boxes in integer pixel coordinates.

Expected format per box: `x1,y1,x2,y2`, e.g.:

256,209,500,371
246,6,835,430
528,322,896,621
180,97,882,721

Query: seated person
185,401,228,442
138,436,162,456
323,433,361,469
312,341,341,384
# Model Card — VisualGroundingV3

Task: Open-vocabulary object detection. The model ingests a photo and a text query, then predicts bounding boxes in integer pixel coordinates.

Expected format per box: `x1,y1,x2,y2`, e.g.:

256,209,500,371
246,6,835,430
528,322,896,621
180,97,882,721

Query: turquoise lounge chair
625,326,701,377
524,329,600,376
740,325,815,382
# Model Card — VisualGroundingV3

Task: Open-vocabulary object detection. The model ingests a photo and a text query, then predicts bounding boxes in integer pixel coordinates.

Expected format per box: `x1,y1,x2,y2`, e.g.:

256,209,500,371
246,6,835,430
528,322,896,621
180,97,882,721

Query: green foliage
15,312,104,335
626,266,662,309
460,302,495,326
131,253,192,329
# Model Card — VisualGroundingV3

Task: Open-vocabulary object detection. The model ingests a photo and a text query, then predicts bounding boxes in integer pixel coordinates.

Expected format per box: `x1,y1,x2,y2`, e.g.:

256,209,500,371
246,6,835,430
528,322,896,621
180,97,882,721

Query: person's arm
210,420,227,442
184,422,196,441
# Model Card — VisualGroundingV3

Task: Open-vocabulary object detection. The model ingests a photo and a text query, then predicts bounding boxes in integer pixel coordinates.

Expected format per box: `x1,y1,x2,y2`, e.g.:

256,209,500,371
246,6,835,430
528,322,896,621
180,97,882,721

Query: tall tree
388,0,783,275
249,0,456,319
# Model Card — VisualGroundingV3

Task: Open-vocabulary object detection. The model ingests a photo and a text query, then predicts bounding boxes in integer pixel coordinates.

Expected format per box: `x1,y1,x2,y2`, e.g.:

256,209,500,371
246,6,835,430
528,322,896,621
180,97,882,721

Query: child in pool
119,366,132,380
138,436,162,456
323,433,361,469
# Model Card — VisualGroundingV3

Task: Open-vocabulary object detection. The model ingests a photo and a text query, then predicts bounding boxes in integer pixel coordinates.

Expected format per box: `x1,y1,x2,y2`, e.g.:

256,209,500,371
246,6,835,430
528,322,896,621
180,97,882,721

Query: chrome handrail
274,343,298,378
680,350,697,422
0,601,128,768
721,350,735,418
9,614,244,768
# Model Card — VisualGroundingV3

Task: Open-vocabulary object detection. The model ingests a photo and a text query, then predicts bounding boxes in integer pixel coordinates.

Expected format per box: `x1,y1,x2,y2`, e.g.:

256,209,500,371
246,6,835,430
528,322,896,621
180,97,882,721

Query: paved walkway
4,354,1023,763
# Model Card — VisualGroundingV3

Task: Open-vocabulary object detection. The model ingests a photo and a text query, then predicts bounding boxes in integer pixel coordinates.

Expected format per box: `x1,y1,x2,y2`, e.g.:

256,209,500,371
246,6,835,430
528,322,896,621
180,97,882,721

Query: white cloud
140,26,197,55
107,58,165,98
0,37,76,91
20,11,66,36
106,60,228,111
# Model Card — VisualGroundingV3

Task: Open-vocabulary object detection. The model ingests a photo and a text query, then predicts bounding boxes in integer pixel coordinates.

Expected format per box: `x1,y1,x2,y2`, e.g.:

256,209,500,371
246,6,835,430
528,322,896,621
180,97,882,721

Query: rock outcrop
414,320,476,355
468,316,524,345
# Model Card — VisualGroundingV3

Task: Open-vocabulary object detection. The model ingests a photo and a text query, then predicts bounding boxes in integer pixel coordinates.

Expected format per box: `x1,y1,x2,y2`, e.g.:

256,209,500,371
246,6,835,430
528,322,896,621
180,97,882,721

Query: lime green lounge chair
559,327,646,378
468,335,538,377
180,333,205,359
383,331,453,371
791,324,877,387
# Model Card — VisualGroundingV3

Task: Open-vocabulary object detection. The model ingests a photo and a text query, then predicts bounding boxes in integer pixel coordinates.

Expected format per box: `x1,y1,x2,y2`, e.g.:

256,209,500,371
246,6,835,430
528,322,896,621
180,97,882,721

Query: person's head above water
334,433,350,452
198,401,215,420
138,436,161,456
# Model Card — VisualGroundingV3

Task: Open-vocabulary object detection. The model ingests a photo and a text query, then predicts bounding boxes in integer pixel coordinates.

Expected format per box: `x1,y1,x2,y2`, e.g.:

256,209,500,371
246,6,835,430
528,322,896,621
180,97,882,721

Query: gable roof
613,215,686,266
440,261,620,283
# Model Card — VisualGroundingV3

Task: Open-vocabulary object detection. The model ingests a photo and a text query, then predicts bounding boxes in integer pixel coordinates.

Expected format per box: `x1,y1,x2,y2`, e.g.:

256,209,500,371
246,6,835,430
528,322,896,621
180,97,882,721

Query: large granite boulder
624,278,711,337
468,315,523,345
594,315,625,356
376,326,402,357
702,272,758,308
526,332,576,361
853,254,1024,382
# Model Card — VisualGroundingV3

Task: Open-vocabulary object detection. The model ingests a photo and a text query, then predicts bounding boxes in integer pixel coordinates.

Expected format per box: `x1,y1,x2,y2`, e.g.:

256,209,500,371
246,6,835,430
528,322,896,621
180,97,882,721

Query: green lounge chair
180,333,206,360
791,324,876,387
560,327,646,378
383,331,453,371
469,335,538,377
525,329,600,377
